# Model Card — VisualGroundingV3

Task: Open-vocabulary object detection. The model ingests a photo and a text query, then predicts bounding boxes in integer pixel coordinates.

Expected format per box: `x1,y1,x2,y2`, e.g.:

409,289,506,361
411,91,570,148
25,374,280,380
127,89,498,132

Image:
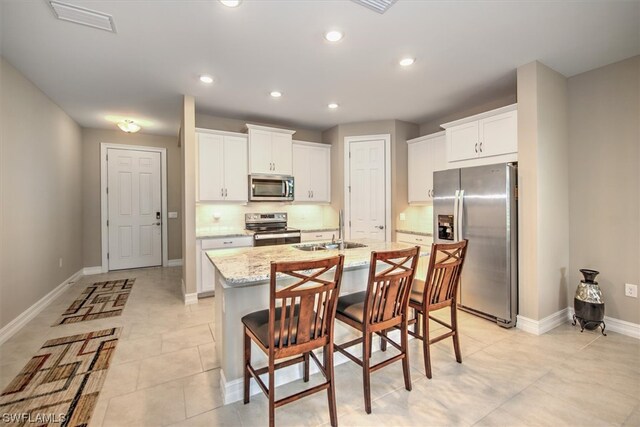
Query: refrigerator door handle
458,189,465,241
453,190,460,241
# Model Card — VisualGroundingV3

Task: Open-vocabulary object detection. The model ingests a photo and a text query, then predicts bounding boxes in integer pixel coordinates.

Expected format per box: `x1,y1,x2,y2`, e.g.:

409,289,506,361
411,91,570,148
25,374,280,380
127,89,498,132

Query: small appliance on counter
572,268,606,336
245,213,301,246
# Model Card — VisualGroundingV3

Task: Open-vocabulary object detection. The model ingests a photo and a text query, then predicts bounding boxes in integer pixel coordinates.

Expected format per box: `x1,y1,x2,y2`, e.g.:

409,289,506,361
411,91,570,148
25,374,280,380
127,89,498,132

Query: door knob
375,225,384,230
152,222,161,226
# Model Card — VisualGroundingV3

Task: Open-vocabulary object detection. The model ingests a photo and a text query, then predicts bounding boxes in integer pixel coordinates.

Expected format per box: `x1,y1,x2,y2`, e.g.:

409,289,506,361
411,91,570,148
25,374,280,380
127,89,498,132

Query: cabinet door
309,145,330,202
249,129,273,174
447,122,479,162
427,134,447,199
223,136,248,201
197,133,225,201
479,110,517,158
271,132,293,174
200,250,215,293
408,141,430,203
292,144,312,201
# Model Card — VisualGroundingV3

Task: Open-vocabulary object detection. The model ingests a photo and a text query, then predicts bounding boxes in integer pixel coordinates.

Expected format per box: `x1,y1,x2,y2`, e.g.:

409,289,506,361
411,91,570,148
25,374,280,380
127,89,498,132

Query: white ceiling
1,0,638,136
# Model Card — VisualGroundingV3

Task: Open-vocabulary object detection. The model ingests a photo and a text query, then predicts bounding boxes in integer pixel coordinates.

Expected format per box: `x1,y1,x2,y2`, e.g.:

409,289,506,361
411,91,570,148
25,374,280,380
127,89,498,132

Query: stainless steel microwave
248,174,294,202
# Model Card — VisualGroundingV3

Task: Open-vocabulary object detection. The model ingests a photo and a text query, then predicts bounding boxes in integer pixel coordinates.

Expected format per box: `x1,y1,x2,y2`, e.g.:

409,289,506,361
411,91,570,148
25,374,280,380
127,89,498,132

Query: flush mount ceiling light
324,30,343,42
328,103,339,109
117,120,141,133
199,75,214,84
219,0,241,7
399,57,415,67
270,91,282,98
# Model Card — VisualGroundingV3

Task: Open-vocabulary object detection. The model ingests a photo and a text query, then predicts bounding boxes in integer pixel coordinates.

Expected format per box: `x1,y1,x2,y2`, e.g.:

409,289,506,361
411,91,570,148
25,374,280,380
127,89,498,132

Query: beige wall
81,129,182,267
182,96,197,296
195,114,323,143
517,61,570,321
0,57,83,329
568,56,640,324
419,93,517,136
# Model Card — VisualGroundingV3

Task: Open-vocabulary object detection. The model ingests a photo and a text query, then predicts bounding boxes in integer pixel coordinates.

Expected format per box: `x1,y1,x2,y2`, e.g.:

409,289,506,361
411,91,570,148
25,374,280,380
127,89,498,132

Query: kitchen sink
293,242,367,251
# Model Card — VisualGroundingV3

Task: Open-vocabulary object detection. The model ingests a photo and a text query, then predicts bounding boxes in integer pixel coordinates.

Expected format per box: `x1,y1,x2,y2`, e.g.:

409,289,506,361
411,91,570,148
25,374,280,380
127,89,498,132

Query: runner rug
0,328,121,426
53,278,135,326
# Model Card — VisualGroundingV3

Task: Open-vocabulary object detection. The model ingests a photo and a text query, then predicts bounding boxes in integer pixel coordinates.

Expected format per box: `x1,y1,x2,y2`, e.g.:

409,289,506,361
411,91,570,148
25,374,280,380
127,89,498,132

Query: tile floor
0,266,638,426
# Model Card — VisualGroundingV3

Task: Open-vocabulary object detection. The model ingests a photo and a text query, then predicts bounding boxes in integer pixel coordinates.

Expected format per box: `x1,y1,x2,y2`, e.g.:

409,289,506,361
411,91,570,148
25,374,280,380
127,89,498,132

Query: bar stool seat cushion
242,305,314,348
336,291,366,323
409,279,425,305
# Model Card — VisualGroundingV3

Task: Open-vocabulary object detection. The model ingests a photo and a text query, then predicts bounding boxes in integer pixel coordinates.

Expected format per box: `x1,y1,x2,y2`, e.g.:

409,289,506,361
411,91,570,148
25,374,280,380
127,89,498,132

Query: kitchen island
206,240,429,404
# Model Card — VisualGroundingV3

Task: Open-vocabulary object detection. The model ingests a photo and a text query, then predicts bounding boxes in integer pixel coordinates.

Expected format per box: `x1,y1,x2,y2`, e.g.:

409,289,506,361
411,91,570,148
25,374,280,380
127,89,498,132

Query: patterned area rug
53,279,135,326
0,328,121,426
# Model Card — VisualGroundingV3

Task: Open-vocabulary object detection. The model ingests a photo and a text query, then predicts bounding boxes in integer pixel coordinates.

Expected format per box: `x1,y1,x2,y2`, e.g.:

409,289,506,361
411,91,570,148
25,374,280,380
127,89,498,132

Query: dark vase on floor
572,269,606,335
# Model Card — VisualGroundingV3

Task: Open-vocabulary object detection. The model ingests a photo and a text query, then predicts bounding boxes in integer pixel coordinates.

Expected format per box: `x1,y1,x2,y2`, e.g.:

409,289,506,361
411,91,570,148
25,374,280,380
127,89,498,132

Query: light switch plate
168,212,178,219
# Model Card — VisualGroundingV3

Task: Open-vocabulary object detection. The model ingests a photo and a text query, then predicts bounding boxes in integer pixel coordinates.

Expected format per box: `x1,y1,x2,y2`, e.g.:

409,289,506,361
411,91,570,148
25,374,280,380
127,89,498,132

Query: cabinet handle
475,143,478,153
223,241,232,245
416,238,423,242
220,188,224,197
224,188,228,197
479,142,483,152
311,190,314,198
308,190,311,198
315,234,322,238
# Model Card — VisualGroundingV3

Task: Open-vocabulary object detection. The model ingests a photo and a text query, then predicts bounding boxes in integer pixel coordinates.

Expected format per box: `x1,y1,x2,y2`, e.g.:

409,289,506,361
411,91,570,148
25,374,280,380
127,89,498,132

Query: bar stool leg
400,319,412,391
362,331,372,414
268,358,275,427
325,344,338,427
303,352,310,382
243,327,251,404
422,310,432,379
452,305,462,363
380,329,388,352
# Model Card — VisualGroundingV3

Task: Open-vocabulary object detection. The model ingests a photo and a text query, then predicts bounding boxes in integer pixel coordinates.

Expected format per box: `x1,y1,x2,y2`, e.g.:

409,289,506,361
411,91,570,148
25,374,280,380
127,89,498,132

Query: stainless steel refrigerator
433,162,518,327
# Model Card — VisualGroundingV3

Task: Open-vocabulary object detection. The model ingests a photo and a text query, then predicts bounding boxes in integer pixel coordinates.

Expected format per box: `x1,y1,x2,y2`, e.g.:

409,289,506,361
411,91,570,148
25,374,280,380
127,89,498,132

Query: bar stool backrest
423,240,468,310
269,255,345,358
364,247,420,331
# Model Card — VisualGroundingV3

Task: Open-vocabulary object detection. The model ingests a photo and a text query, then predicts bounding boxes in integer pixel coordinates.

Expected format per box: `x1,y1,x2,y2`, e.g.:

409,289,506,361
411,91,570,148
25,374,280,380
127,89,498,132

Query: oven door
249,175,294,202
254,232,301,247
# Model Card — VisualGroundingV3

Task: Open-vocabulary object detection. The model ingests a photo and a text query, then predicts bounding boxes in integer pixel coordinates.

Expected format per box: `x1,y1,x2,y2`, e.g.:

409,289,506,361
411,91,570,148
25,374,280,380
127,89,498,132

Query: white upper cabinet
293,141,331,203
197,129,248,202
407,131,446,204
443,104,518,167
247,124,295,175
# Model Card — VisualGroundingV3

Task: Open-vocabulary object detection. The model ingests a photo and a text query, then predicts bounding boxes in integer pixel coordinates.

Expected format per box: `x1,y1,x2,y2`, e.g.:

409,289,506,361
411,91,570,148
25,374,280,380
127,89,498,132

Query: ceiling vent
350,0,398,14
47,1,116,33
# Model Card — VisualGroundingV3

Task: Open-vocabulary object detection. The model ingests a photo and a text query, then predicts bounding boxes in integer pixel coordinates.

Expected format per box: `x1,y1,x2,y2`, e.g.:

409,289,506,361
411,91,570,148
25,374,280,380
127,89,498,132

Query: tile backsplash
196,203,338,234
396,205,434,233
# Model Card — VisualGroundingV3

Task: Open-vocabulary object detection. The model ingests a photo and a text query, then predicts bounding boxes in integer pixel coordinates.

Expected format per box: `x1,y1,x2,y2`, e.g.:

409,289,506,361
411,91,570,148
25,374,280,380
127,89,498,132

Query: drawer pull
223,241,233,244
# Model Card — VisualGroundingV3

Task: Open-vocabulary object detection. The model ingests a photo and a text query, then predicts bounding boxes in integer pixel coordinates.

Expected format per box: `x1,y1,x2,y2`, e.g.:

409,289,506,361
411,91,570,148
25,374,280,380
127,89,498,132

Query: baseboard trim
184,292,198,305
167,259,183,267
567,307,640,339
83,266,103,275
516,308,569,336
0,268,83,345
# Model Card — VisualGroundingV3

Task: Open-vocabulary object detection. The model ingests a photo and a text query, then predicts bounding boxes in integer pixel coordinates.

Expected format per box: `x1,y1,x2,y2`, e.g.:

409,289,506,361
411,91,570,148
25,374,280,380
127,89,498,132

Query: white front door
107,148,162,270
348,139,386,241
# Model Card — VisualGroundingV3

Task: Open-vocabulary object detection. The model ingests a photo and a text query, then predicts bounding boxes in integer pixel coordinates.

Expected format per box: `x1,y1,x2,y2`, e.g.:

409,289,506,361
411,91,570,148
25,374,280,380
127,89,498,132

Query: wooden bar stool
408,240,468,378
242,255,345,427
334,246,420,414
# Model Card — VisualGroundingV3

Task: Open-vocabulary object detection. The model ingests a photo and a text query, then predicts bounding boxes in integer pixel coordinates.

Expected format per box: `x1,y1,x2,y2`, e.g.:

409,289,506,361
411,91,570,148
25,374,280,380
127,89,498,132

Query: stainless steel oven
249,174,294,202
245,213,301,247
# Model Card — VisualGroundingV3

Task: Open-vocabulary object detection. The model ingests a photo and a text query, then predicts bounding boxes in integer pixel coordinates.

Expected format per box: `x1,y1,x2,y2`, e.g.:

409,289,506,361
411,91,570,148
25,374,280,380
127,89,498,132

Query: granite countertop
196,228,255,239
396,229,433,237
206,240,429,287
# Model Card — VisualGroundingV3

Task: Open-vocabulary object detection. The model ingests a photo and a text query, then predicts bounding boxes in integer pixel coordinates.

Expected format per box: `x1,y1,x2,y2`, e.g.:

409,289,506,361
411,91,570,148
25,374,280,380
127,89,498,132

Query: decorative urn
572,269,606,335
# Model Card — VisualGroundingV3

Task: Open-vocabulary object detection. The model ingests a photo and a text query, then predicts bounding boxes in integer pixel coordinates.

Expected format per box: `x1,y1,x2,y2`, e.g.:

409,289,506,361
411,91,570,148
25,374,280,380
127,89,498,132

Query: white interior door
349,139,386,241
107,148,162,270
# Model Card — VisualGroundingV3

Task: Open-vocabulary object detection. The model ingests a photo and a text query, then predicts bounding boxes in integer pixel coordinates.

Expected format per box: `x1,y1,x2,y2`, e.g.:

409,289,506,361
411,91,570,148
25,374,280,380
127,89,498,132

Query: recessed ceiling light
399,57,415,67
117,120,141,133
199,75,214,84
219,0,241,7
324,30,343,42
328,103,339,109
270,91,282,98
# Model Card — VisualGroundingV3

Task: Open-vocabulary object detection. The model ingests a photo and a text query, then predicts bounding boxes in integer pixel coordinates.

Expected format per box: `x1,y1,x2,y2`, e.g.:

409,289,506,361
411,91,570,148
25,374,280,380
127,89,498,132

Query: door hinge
106,187,109,194
348,186,351,192
349,220,352,227
107,253,109,260
106,154,108,161
349,151,351,159
107,220,109,227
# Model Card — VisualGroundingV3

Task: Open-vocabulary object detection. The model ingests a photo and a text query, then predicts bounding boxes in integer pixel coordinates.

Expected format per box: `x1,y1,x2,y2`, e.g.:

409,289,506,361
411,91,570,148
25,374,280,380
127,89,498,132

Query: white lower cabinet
301,230,337,242
396,232,433,280
196,236,253,294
